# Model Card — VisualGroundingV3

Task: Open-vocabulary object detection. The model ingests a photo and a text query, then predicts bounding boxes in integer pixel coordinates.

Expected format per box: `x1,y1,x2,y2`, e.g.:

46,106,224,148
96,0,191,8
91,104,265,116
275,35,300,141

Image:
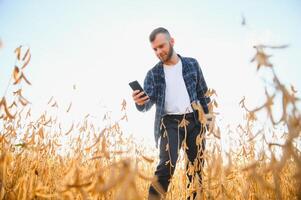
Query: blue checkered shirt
135,54,210,148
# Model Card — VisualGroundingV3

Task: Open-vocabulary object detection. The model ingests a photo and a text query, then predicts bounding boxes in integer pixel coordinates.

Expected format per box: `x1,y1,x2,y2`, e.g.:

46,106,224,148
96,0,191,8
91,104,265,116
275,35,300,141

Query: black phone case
129,80,147,97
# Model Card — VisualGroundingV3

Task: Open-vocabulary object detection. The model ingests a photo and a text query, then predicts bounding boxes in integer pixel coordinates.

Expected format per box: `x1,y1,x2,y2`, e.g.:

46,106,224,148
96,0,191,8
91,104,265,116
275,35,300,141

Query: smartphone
129,80,147,98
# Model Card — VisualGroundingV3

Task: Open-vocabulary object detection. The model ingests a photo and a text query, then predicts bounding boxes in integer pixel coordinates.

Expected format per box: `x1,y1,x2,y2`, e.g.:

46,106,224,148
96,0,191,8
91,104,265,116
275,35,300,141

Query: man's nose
156,49,162,55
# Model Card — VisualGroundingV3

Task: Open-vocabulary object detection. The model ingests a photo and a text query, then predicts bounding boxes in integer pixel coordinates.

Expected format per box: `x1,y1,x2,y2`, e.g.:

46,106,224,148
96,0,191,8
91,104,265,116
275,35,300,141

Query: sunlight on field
0,41,300,199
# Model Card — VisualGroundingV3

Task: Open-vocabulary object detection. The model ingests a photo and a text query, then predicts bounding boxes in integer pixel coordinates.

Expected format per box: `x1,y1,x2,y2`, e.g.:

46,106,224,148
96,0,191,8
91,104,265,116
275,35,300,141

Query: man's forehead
154,33,169,41
151,34,169,46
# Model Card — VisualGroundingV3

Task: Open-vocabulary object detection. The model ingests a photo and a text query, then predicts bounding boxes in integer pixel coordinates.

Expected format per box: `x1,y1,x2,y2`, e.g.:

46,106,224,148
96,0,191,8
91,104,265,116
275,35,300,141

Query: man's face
151,33,174,63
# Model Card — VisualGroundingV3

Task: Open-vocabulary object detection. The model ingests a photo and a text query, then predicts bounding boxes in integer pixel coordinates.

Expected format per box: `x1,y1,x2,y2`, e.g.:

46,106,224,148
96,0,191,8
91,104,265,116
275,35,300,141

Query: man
132,27,211,200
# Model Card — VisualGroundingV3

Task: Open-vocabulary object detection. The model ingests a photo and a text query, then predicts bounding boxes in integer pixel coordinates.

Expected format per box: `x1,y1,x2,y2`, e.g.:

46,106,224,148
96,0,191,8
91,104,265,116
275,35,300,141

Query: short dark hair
149,27,171,42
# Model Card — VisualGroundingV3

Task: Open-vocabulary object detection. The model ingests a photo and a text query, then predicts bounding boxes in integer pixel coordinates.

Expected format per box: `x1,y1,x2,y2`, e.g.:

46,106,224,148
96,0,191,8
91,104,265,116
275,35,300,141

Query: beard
159,43,174,63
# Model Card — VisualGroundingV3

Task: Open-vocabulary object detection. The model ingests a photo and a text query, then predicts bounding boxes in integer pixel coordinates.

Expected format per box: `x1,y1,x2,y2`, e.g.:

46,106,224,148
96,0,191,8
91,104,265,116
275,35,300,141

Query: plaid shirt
135,54,210,148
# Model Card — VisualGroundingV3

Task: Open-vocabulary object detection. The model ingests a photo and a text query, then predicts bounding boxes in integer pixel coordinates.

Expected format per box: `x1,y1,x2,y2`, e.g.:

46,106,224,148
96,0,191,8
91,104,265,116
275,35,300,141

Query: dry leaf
13,73,31,85
47,96,54,105
14,45,22,60
141,155,154,163
22,52,31,69
121,99,127,111
65,124,74,135
66,102,72,112
251,48,273,70
13,66,20,82
0,97,15,119
22,48,30,61
21,73,31,85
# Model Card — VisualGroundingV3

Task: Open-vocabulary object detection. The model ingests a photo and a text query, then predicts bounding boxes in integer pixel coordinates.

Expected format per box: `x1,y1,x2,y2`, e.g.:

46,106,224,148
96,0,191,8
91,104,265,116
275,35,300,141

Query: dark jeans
148,112,206,200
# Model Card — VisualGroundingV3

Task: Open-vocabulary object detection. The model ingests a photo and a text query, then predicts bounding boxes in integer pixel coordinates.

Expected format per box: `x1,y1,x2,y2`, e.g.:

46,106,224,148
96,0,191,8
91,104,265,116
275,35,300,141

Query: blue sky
0,0,300,147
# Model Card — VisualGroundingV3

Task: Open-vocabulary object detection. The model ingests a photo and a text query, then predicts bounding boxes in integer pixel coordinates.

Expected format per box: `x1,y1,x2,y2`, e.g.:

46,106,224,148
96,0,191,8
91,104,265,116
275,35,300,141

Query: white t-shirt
163,59,193,114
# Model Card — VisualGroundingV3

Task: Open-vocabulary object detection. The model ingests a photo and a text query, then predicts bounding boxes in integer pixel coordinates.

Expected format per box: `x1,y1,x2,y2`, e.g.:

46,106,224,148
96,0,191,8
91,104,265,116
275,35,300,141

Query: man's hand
132,90,150,106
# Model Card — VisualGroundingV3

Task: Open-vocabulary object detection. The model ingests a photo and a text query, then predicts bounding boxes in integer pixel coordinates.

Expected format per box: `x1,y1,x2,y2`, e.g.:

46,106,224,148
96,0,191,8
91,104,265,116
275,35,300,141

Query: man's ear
170,37,175,46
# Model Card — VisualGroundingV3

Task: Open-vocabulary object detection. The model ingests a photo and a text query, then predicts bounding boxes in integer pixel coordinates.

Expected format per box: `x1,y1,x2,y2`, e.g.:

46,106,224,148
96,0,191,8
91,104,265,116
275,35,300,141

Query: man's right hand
132,90,150,106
